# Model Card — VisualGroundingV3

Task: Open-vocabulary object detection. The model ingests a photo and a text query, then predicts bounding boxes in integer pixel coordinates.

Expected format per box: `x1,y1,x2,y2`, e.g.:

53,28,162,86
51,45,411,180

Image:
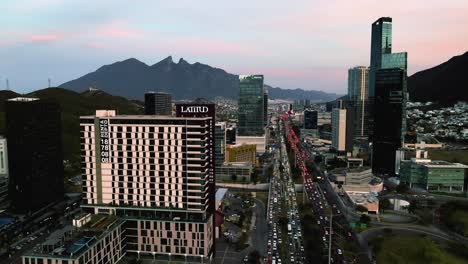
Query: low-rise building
236,134,267,154
400,158,468,193
225,144,256,164
22,214,126,264
216,162,254,182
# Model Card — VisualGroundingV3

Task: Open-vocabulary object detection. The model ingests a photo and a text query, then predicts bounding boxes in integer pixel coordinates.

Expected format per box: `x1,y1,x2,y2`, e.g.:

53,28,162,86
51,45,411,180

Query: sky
1,0,467,94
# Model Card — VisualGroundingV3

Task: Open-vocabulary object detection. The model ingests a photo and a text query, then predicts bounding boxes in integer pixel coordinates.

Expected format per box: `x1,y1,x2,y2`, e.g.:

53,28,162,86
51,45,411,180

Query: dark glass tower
348,66,370,142
6,98,64,213
144,91,172,115
369,17,392,98
372,69,404,175
304,110,318,129
238,75,265,136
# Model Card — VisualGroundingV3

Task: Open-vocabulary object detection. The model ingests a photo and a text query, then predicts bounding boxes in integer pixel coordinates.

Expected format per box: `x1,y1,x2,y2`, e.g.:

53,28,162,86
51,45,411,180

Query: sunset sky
1,0,467,94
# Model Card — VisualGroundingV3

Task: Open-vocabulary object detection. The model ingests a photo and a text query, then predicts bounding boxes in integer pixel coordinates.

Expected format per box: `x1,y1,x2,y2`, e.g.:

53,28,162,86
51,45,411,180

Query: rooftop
23,215,121,260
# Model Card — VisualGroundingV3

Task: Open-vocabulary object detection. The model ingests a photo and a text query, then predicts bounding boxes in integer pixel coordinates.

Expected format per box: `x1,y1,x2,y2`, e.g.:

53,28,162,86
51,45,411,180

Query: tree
251,170,259,184
356,205,369,213
379,198,392,212
396,184,410,194
247,250,261,264
231,174,237,182
360,214,371,225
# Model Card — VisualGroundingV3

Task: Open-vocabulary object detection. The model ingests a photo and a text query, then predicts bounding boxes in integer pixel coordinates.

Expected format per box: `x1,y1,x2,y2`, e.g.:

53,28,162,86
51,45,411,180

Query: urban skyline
1,0,468,93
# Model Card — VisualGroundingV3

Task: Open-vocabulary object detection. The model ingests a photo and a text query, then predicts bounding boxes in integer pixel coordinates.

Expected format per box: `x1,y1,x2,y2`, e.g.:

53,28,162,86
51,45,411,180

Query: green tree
356,205,369,213
231,174,237,182
396,184,410,194
379,198,392,212
360,214,371,225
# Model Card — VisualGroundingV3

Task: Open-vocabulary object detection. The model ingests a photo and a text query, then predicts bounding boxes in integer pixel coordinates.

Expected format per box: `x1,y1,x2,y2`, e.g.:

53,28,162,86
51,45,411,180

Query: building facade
332,109,347,152
372,68,404,175
0,137,8,203
400,159,468,193
369,17,392,98
80,110,214,260
348,66,370,141
304,110,318,130
238,75,265,136
225,144,256,164
144,92,172,115
215,122,226,165
6,98,64,213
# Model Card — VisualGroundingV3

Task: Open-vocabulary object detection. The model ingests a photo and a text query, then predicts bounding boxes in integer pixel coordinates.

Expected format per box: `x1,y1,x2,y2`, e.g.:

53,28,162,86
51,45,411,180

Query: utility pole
48,78,51,88
328,213,333,264
6,79,9,90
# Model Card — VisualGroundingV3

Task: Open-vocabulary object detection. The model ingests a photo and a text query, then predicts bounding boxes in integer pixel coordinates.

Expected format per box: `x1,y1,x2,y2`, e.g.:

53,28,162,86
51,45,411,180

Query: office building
304,110,318,129
263,90,268,127
226,144,257,164
372,68,405,175
216,162,254,182
79,110,215,260
0,137,8,203
145,91,172,115
6,98,64,213
226,127,236,145
369,17,392,98
400,158,468,193
22,214,126,264
215,122,226,165
236,135,267,154
332,109,347,152
348,66,370,140
238,75,265,136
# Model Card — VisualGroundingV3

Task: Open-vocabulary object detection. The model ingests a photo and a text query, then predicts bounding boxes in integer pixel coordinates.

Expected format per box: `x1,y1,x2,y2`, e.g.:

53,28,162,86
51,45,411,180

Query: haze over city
1,0,468,93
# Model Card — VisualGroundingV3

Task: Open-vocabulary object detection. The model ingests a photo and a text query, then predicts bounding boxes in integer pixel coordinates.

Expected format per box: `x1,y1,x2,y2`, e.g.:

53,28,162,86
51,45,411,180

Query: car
337,249,342,255
322,236,326,242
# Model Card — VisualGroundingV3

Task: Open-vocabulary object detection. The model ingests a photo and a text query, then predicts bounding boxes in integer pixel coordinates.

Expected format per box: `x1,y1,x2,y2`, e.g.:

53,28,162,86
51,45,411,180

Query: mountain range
60,56,339,102
408,51,468,104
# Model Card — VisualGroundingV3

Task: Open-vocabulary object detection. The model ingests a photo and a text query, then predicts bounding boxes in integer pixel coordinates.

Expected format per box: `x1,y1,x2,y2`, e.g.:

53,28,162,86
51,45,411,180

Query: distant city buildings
144,91,172,115
238,75,265,136
6,97,64,213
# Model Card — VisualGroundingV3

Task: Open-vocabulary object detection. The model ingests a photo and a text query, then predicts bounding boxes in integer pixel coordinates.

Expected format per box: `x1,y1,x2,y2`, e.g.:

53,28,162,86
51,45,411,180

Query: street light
184,253,187,263
200,255,204,264
137,251,140,260
152,252,156,263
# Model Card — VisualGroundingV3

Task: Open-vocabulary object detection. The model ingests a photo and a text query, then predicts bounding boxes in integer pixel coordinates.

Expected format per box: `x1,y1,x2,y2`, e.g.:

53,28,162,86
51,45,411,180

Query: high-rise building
80,109,215,260
145,91,172,115
372,68,405,174
215,122,226,165
238,75,265,136
0,137,8,203
263,89,268,127
369,17,392,98
304,110,318,129
6,97,64,213
332,108,347,152
348,66,370,141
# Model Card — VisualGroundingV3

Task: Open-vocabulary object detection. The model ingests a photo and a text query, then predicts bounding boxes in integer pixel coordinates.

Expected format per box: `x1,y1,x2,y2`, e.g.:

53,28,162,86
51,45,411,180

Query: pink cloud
26,34,60,42
94,21,142,38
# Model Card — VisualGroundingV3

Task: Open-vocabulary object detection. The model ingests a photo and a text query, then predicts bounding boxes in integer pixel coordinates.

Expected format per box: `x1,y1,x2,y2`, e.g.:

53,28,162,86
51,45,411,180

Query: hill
60,57,338,101
408,51,468,104
0,88,143,166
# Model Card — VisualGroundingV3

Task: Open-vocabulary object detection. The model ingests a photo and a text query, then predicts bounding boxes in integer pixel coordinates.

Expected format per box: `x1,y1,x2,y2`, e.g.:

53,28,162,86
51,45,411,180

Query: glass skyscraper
369,17,392,97
238,75,265,136
348,66,370,141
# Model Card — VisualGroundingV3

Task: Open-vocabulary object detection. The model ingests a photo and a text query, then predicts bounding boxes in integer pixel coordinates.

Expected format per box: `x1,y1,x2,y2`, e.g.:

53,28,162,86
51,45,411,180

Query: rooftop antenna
48,78,51,88
6,79,10,90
